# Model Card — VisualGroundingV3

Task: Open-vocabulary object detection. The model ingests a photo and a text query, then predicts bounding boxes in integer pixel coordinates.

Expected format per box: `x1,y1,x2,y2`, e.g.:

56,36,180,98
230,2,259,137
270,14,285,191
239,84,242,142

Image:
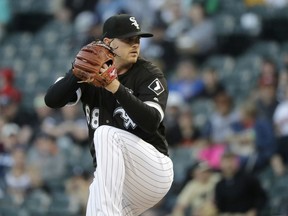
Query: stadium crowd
1,0,288,215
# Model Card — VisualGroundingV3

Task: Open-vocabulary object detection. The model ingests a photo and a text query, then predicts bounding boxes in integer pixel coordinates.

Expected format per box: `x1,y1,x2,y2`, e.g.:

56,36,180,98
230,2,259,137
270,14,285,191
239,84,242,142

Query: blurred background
0,0,288,215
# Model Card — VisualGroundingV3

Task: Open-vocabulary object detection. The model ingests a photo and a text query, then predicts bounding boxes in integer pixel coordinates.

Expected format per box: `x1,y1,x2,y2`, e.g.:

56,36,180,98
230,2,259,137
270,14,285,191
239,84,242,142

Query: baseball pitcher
45,14,174,216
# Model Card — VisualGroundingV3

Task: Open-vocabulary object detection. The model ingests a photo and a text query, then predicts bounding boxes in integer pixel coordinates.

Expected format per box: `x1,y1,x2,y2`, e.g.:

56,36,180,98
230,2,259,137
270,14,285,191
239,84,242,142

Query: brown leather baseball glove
72,41,117,87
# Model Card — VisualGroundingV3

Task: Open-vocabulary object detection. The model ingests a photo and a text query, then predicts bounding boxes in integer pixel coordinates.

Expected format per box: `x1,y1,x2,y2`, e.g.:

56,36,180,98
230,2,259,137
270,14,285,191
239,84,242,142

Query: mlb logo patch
148,78,164,95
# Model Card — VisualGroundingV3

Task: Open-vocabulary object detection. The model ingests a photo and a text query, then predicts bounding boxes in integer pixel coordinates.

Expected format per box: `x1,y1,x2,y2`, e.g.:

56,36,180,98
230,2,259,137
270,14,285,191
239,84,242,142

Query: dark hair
221,152,237,160
36,132,56,142
191,1,207,17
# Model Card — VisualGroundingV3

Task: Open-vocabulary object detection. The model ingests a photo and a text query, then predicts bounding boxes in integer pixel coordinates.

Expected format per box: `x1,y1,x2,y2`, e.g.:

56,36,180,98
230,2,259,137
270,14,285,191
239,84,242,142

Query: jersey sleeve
113,84,162,134
113,63,168,134
137,74,168,121
45,70,82,108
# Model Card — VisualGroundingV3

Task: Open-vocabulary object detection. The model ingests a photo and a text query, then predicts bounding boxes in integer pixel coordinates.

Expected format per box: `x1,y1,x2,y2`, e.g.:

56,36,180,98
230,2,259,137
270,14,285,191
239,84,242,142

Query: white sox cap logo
129,17,140,29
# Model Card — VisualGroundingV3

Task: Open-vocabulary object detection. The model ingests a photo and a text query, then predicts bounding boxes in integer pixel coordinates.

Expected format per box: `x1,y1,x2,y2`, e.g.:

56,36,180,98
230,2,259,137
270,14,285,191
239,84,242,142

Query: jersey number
85,105,99,129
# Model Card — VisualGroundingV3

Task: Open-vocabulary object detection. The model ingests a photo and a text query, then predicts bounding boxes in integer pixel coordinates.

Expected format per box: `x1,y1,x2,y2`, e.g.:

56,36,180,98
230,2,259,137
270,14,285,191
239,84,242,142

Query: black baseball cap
101,14,153,39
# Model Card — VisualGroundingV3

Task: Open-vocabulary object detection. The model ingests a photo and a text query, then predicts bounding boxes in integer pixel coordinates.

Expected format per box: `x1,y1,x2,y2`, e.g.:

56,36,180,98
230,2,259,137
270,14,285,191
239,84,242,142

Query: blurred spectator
273,85,288,164
175,107,202,146
65,171,91,215
203,0,220,16
227,101,276,172
198,66,226,99
0,95,20,123
32,93,58,138
265,0,288,8
168,59,204,102
0,68,22,103
41,104,88,148
277,65,288,101
0,123,21,177
95,0,127,21
27,133,67,187
197,139,226,170
0,0,11,40
0,68,35,145
214,152,267,216
64,0,98,21
258,156,288,214
259,58,279,84
142,18,178,74
255,74,278,124
243,0,288,8
202,90,240,144
166,106,202,147
175,2,216,60
0,94,35,145
73,11,98,46
244,0,265,7
253,59,279,123
164,91,186,147
270,154,287,178
5,148,32,206
171,161,219,216
240,12,262,36
124,0,162,26
162,0,189,41
164,91,186,127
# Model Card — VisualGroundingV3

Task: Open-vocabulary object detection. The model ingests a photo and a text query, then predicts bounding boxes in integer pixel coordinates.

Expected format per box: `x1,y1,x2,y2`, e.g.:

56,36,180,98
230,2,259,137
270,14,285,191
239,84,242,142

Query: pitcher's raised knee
93,125,121,148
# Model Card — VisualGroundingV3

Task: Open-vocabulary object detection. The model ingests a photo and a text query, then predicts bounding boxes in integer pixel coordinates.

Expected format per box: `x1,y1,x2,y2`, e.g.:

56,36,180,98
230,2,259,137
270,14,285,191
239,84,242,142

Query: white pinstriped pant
86,125,174,216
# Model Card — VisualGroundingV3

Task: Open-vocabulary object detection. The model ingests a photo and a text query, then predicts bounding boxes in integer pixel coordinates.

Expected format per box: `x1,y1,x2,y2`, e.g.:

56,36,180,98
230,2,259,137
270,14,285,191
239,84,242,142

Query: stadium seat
47,209,77,216
245,41,280,59
1,43,17,59
234,54,261,83
219,0,246,16
280,41,288,53
191,99,214,127
213,14,236,36
47,192,78,216
10,0,51,13
246,5,274,18
169,146,197,184
204,55,235,81
0,207,22,216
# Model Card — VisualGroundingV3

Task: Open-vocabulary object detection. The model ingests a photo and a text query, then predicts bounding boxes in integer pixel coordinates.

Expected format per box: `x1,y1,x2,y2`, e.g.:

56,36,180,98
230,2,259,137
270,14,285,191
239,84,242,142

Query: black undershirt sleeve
113,84,161,134
44,70,81,108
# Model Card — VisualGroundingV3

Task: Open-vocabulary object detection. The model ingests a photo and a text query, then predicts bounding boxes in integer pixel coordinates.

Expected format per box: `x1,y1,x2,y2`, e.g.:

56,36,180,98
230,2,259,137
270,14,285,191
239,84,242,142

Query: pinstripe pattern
86,125,173,216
